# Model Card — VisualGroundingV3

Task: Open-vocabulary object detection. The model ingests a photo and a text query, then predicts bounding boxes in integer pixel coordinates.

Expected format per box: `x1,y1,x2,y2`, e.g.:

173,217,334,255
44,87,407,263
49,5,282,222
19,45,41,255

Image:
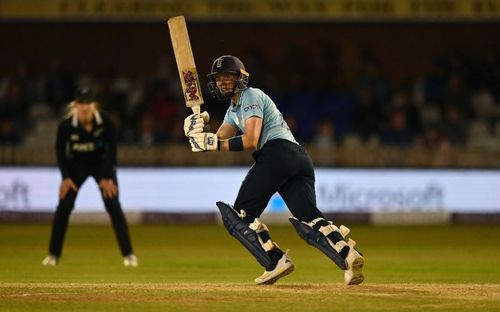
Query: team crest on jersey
70,134,79,141
93,128,103,137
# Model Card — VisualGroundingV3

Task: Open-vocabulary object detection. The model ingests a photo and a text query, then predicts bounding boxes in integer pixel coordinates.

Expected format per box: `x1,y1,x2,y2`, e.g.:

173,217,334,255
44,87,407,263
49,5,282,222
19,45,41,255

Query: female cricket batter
42,88,138,267
184,55,364,285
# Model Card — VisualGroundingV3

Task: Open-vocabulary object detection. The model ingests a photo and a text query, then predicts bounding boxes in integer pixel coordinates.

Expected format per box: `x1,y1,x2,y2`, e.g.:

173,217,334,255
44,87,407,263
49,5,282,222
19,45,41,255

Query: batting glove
184,111,210,137
189,132,218,152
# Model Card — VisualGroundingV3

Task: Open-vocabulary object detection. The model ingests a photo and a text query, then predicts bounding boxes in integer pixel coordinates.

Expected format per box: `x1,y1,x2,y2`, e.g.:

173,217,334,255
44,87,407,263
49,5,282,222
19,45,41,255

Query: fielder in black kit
184,55,365,285
42,88,138,267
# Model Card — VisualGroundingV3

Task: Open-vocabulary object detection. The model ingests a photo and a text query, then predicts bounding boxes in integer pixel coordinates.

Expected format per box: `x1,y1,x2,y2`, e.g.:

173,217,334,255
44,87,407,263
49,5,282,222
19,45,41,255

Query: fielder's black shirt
56,111,117,179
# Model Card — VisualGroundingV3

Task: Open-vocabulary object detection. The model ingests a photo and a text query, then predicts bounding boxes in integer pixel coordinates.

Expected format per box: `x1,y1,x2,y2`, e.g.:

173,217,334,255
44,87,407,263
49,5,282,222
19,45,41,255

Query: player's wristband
228,136,244,151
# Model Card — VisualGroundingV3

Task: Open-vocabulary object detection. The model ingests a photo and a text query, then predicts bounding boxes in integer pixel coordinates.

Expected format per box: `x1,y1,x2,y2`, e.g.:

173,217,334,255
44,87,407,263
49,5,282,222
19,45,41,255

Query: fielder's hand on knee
99,179,118,199
59,178,78,199
184,111,210,137
189,132,218,152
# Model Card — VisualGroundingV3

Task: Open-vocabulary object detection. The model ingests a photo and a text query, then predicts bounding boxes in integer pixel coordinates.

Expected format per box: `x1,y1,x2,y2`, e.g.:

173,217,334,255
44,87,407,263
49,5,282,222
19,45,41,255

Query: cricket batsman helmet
207,55,249,100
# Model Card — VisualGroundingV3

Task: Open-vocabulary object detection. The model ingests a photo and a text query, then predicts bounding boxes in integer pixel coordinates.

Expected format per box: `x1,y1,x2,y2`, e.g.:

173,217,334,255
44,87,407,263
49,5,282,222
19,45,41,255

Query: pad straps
249,218,279,252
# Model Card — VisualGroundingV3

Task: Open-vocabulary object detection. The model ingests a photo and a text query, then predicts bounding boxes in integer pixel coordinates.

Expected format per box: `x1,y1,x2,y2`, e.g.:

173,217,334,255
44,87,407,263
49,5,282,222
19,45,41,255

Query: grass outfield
0,224,499,311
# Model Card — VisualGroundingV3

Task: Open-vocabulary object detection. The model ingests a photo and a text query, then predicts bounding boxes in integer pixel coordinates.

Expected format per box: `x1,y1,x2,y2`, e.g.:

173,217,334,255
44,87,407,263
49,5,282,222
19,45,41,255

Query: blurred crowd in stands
1,49,499,151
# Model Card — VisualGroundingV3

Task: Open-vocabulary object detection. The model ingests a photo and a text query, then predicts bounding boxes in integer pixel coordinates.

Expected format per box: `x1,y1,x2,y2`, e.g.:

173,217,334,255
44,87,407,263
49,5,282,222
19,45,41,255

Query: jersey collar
230,92,243,108
71,111,103,128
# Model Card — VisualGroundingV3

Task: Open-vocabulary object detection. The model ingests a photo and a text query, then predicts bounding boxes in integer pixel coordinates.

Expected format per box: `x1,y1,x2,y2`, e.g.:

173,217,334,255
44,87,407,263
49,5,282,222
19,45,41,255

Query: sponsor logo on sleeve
243,103,261,112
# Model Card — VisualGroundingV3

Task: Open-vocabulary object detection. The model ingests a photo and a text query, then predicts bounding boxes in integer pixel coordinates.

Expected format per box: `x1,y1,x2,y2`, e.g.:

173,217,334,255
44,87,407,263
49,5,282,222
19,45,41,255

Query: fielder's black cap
74,87,96,103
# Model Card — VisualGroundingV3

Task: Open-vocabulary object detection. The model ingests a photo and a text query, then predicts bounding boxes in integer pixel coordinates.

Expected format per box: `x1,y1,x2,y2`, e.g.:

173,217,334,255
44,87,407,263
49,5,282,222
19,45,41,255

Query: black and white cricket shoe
254,250,295,285
344,239,365,285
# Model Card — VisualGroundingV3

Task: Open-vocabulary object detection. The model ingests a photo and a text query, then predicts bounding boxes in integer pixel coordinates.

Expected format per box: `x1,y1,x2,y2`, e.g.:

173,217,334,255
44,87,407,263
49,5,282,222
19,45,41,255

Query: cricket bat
168,16,203,115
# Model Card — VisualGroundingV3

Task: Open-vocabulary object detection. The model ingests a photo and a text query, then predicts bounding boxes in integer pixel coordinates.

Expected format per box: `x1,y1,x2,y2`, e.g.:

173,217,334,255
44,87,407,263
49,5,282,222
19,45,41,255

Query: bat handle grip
191,105,200,115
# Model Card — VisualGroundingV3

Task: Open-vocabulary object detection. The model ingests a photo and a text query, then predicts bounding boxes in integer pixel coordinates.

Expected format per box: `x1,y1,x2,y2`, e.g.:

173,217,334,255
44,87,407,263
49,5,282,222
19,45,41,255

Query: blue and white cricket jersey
223,87,298,150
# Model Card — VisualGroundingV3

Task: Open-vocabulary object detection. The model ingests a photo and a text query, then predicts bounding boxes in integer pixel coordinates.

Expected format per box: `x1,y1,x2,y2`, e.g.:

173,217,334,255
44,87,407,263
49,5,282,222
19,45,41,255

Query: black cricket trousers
48,165,133,257
234,139,324,223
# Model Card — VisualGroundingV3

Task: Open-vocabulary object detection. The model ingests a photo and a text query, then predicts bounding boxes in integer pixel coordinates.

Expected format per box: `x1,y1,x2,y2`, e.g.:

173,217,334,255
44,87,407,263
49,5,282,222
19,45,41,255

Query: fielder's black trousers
234,139,324,223
48,166,133,257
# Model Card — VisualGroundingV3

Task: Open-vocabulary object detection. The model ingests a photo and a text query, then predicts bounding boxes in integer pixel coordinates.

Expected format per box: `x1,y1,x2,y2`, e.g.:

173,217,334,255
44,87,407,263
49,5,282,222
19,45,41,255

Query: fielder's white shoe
123,254,139,267
344,239,365,285
42,255,58,266
254,251,295,285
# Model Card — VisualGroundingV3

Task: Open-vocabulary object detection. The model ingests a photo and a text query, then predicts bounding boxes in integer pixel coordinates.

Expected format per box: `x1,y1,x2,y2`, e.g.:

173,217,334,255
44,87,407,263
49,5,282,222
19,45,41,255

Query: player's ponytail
65,101,77,118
